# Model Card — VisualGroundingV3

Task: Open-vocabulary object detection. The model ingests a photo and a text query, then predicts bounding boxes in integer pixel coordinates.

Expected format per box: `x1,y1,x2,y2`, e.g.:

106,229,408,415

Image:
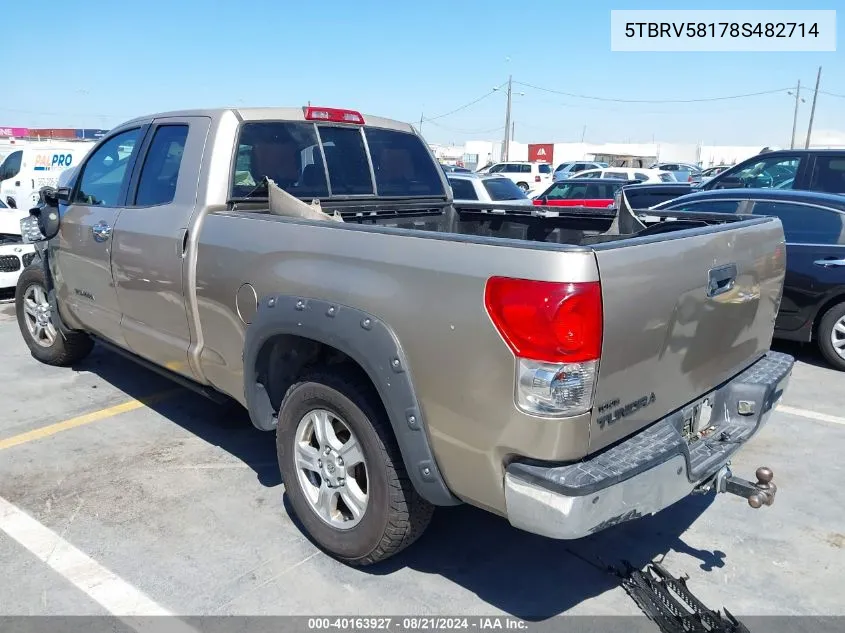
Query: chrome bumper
504,351,794,540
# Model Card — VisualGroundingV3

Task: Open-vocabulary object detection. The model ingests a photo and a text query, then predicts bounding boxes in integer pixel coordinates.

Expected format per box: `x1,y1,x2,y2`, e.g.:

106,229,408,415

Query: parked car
701,165,731,179
16,105,792,566
484,161,553,191
0,211,37,292
447,173,532,210
440,164,471,174
698,149,845,194
533,177,633,208
615,182,695,210
650,188,845,370
650,162,703,183
571,167,676,183
553,161,606,181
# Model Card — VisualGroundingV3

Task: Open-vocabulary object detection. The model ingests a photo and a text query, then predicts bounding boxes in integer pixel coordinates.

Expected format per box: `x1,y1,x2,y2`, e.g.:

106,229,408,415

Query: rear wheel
817,301,845,371
15,264,93,366
276,370,434,565
516,182,529,191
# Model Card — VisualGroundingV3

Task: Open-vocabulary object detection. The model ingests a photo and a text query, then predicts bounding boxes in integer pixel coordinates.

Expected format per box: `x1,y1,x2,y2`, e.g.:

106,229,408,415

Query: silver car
447,173,533,211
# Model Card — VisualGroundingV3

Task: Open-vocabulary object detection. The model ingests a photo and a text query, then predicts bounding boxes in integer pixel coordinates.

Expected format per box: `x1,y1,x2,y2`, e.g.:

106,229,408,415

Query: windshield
483,177,528,201
0,150,23,182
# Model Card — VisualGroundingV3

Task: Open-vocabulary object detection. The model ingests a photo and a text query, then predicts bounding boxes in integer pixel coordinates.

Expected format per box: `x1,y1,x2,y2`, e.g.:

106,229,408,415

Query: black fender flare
243,294,460,506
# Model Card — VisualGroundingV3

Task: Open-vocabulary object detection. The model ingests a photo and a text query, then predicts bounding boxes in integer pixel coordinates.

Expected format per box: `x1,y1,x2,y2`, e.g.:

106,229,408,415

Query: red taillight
535,175,541,182
484,277,603,363
303,106,365,124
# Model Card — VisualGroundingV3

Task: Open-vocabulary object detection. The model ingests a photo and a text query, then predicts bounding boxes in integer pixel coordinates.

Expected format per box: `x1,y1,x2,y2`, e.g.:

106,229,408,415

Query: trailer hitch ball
748,466,777,508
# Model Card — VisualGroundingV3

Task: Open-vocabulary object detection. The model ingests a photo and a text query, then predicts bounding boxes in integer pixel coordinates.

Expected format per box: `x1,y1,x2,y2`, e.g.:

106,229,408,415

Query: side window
134,125,189,206
603,171,628,179
808,156,845,194
449,178,478,200
634,172,650,181
73,128,142,206
538,164,551,174
752,201,845,245
488,164,504,173
578,171,601,179
723,156,800,189
518,164,530,173
572,163,587,172
668,200,742,214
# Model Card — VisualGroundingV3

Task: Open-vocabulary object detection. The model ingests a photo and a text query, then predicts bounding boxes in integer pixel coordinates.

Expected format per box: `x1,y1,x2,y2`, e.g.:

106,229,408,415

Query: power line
422,119,504,134
514,81,793,104
818,89,845,99
423,83,507,121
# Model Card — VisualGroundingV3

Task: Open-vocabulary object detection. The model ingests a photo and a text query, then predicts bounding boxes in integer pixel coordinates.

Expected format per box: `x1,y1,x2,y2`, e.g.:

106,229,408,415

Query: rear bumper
503,351,794,539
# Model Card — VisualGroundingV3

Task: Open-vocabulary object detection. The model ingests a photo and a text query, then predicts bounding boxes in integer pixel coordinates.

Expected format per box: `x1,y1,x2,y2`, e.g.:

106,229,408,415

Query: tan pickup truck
16,106,792,565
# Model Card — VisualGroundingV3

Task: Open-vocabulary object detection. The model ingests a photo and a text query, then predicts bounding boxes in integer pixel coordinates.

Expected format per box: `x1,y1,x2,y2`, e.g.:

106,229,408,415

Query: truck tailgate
588,217,786,452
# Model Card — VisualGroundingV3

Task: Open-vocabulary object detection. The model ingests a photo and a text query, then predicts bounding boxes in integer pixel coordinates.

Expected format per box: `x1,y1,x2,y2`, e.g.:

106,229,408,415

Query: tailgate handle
707,264,737,298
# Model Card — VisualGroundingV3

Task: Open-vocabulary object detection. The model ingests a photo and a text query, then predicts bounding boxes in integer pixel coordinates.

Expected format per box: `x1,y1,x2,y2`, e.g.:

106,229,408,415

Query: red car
533,178,635,208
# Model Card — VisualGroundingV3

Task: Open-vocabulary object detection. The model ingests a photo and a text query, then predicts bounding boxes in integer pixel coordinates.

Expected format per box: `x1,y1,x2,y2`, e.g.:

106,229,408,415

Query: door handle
813,258,845,268
92,220,112,243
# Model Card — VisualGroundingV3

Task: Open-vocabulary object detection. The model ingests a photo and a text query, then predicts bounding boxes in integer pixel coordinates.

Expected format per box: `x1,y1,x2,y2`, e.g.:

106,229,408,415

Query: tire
516,181,529,191
817,301,845,371
15,264,94,366
277,369,434,566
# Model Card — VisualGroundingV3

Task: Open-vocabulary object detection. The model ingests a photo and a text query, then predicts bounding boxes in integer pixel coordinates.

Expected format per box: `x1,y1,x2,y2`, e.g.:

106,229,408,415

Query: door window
665,199,743,214
752,201,845,245
538,164,551,174
603,171,628,179
134,125,189,206
724,155,800,189
74,128,142,206
808,155,845,194
576,170,601,179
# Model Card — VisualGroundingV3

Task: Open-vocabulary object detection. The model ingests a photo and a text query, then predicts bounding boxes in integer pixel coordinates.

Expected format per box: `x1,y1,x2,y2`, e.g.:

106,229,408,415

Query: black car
700,149,845,193
652,188,845,370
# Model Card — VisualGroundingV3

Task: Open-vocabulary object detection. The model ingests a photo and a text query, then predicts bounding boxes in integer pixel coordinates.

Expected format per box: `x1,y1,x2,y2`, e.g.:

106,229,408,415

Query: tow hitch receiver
711,465,777,508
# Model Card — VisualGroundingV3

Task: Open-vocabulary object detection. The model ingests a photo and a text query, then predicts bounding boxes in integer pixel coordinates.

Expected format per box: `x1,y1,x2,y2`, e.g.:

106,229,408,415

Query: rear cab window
230,121,444,200
482,177,527,201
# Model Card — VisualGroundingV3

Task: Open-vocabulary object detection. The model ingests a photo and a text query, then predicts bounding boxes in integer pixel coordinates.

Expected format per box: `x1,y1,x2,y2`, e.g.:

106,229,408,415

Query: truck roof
119,107,415,134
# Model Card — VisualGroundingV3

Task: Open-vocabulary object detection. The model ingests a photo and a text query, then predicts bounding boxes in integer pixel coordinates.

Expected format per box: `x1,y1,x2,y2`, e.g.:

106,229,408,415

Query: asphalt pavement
0,298,843,621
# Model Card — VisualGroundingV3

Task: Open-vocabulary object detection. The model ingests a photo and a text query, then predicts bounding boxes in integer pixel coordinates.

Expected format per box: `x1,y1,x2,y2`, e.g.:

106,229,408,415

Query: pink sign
0,127,29,137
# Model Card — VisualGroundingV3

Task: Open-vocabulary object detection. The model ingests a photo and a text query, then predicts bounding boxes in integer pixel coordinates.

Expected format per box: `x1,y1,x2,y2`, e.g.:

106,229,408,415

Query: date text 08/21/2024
306,617,528,631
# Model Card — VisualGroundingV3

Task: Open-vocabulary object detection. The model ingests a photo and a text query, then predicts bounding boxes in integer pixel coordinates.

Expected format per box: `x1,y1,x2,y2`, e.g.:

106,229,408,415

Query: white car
447,173,533,212
0,200,36,292
482,161,553,193
570,167,677,183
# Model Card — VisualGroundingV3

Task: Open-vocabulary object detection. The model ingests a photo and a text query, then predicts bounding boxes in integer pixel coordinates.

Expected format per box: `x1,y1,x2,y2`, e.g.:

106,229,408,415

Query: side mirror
712,175,743,189
6,196,16,209
20,187,62,243
55,186,72,203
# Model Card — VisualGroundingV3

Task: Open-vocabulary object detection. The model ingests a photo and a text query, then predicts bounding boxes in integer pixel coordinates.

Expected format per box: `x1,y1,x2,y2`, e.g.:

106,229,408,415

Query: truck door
52,126,148,345
110,116,210,379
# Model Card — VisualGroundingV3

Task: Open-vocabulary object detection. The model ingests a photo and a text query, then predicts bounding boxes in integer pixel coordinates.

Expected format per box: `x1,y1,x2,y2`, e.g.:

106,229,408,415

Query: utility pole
511,121,515,141
805,66,822,149
419,112,424,134
502,74,512,161
790,80,801,149
580,124,586,143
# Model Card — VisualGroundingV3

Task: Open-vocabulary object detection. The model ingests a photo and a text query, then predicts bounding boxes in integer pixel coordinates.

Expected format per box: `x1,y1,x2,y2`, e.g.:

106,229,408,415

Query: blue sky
3,0,842,146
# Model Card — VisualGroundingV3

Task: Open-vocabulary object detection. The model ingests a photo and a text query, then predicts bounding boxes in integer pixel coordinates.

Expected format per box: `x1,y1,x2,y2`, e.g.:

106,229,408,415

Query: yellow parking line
0,389,181,451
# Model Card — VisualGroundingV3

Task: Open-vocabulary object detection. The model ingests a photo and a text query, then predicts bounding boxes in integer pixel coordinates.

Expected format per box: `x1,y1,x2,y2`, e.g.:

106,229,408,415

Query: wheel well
812,294,845,341
254,334,379,414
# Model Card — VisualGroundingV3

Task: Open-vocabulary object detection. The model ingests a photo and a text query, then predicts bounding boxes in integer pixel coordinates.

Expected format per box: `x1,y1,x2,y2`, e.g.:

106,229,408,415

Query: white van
0,142,94,211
